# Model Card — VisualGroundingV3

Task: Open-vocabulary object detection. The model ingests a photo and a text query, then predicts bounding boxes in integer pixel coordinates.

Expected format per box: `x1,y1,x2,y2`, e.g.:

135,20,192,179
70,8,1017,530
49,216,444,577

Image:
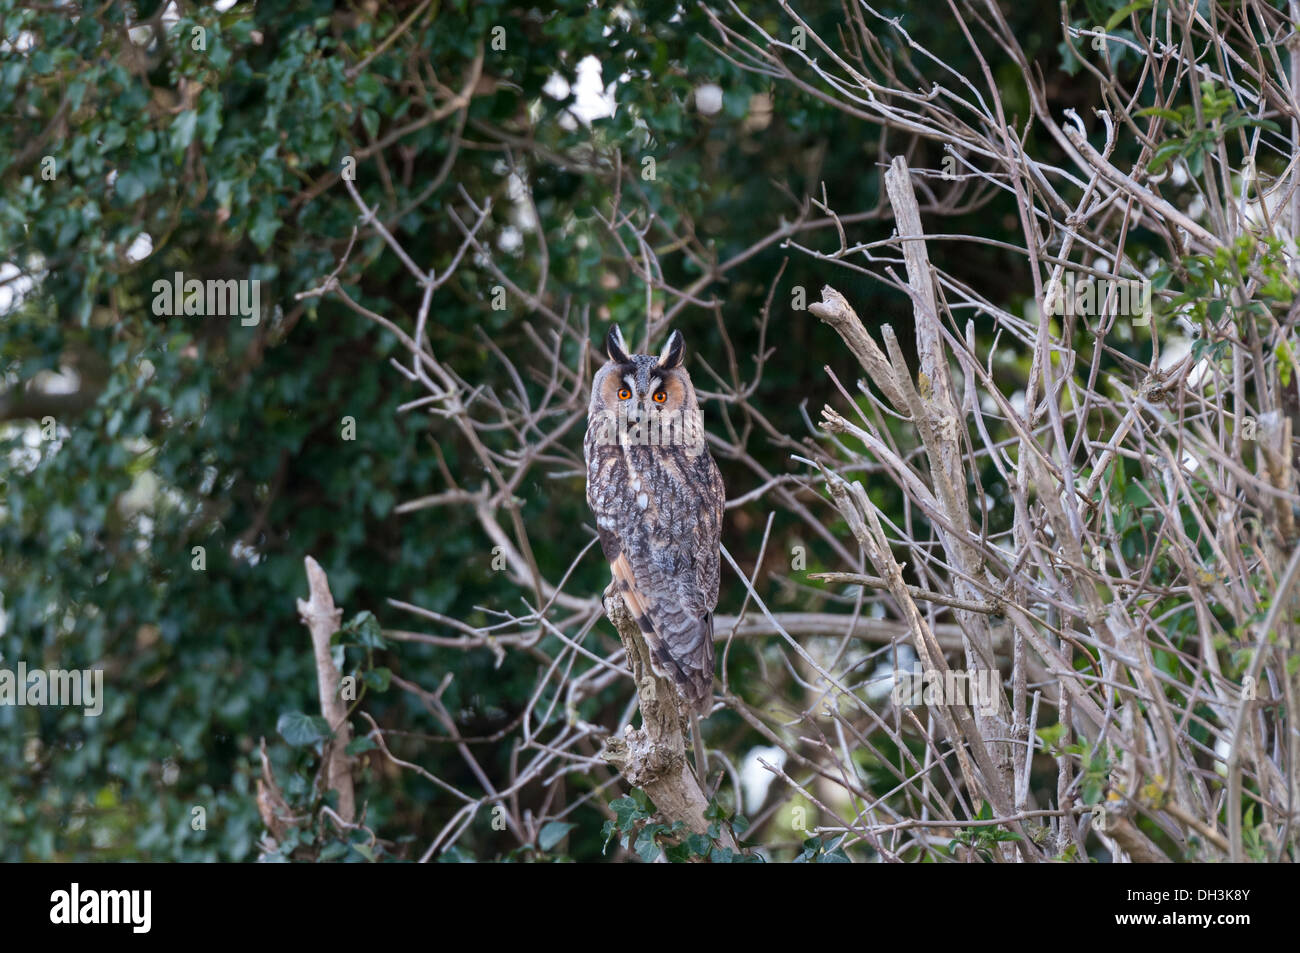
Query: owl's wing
586,443,720,713
692,448,725,608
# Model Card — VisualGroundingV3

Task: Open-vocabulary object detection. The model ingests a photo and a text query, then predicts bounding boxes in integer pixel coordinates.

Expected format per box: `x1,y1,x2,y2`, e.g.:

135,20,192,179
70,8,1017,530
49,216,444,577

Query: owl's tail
650,612,715,716
609,554,715,714
673,612,716,715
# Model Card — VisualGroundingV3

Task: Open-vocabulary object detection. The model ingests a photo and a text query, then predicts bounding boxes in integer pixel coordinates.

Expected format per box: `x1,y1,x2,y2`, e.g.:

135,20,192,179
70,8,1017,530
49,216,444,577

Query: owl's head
588,325,705,454
592,324,696,419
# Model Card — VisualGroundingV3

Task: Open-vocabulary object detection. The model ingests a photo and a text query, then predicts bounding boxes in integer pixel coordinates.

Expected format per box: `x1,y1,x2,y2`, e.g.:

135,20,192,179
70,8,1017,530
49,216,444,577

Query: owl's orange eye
617,387,632,400
653,390,668,403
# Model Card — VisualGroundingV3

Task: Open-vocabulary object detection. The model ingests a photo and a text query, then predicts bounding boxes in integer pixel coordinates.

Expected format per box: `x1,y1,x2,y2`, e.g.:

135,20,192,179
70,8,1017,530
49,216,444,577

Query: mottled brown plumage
584,325,724,713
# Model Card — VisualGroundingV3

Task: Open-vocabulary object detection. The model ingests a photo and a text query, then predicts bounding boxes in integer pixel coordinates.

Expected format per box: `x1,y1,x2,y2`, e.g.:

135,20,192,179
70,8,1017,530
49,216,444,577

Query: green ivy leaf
538,821,576,852
345,736,378,755
633,825,662,863
1105,0,1153,31
277,711,331,746
610,796,644,829
344,610,387,649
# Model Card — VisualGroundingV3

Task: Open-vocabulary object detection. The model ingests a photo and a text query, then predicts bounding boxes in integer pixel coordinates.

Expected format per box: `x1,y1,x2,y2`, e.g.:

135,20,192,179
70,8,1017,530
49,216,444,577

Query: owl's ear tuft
657,330,685,370
605,325,630,364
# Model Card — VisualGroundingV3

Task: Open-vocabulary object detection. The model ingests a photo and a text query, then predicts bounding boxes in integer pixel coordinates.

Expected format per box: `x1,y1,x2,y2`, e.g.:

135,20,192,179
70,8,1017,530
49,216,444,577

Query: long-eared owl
584,325,725,714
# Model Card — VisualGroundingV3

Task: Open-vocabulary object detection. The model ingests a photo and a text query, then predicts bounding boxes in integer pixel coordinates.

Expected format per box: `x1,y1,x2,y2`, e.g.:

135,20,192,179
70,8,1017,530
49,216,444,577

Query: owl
584,325,725,714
